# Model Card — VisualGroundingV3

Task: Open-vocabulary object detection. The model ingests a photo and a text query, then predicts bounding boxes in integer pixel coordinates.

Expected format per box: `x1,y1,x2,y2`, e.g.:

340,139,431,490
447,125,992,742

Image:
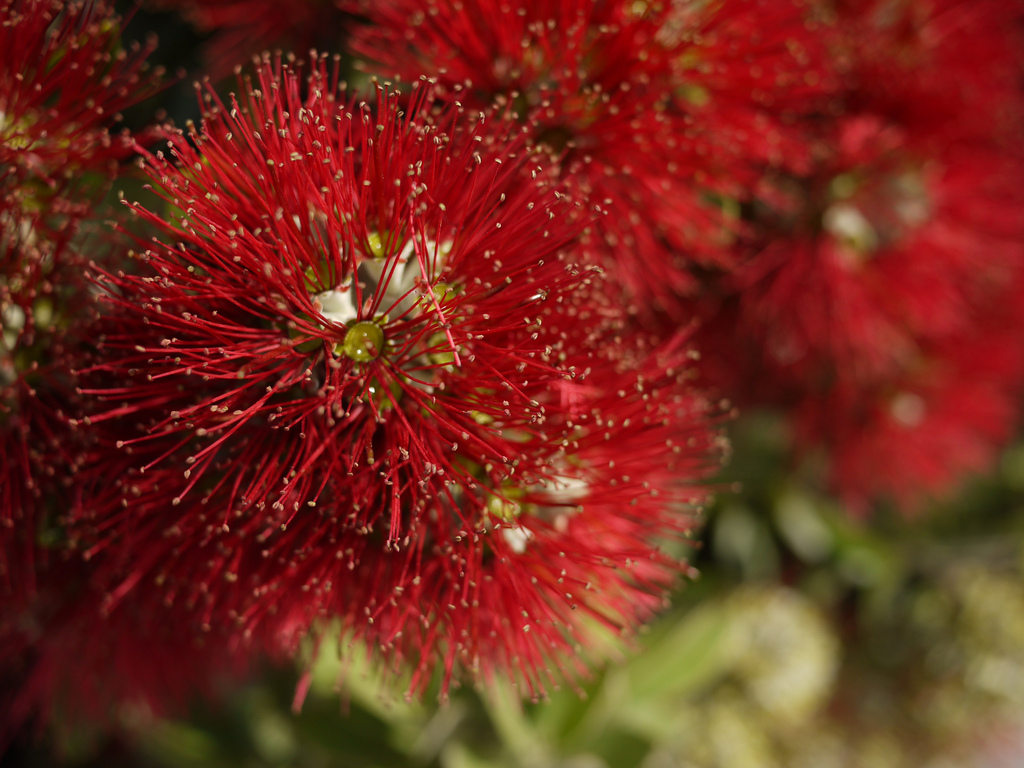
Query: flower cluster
60,50,718,712
0,25,724,729
2,0,1024,747
345,0,836,321
0,0,184,740
1,0,163,606
693,0,1024,511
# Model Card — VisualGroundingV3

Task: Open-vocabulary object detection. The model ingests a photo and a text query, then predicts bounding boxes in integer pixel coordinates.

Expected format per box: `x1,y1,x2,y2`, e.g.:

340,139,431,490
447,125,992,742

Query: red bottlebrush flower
1,216,94,608
89,58,597,523
346,0,834,321
837,0,1024,144
0,0,163,234
798,296,1024,515
1,0,160,607
706,120,1024,394
72,57,722,697
694,0,1024,511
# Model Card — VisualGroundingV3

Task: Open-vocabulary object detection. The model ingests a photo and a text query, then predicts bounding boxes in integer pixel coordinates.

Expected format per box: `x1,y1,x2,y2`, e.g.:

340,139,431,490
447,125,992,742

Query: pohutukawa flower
704,116,1024,392
1,0,161,607
77,57,721,694
90,59,596,524
693,0,1024,511
346,0,834,322
0,0,162,236
798,295,1024,514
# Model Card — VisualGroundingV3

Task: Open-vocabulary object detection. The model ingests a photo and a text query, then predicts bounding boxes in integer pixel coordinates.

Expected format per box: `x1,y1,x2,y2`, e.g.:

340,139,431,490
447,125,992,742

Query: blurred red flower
1,0,162,606
694,0,1024,511
347,0,835,322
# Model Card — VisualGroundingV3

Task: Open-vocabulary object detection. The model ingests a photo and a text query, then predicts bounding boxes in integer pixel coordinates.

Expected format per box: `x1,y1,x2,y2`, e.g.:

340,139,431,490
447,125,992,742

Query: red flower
1,0,161,606
694,0,1024,510
798,297,1024,514
347,0,834,321
0,0,162,234
708,118,1023,393
263,332,721,699
74,57,721,695
89,58,595,521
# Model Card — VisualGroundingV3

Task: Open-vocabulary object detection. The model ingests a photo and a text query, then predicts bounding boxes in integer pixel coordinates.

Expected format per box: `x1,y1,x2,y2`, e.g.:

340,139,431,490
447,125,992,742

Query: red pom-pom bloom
1,0,161,604
75,57,722,697
0,0,162,234
347,0,834,321
694,0,1024,511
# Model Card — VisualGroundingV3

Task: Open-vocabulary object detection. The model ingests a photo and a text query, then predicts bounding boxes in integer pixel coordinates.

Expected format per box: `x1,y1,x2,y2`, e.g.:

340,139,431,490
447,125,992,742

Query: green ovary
341,321,385,362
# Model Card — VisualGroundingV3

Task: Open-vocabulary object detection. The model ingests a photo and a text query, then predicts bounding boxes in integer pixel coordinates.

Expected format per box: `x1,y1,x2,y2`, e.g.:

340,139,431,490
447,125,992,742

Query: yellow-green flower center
342,321,385,362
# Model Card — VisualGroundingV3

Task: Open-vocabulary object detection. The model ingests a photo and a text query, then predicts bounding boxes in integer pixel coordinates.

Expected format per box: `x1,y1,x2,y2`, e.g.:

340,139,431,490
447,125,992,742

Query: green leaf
625,602,732,702
441,741,505,768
